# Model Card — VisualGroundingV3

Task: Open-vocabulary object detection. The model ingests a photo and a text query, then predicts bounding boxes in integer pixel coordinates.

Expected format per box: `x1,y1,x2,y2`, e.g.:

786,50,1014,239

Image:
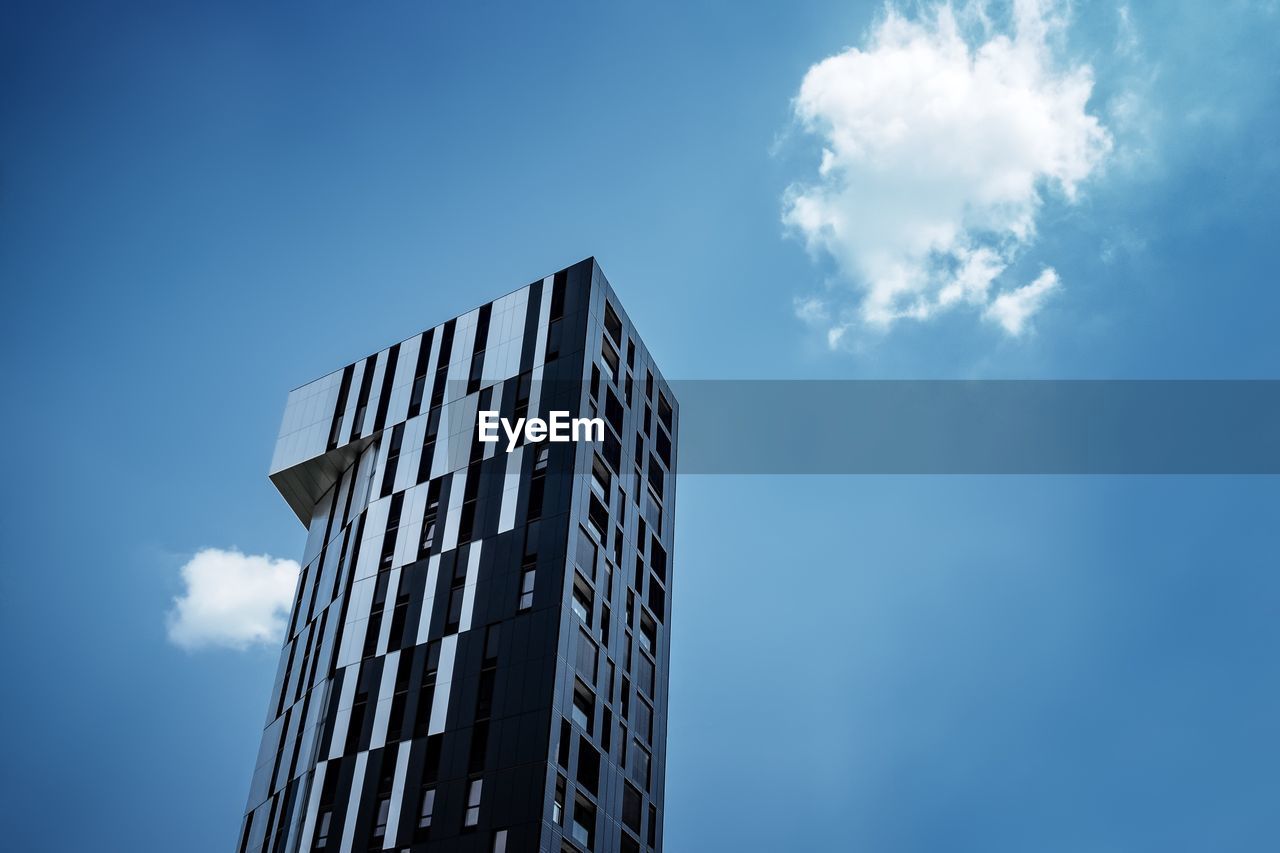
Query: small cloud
166,548,300,651
984,268,1060,336
1100,227,1148,264
794,295,831,326
782,0,1112,344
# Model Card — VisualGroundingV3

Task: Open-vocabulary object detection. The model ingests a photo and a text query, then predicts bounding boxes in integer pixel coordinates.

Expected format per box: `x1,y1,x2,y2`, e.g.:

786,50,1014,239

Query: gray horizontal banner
669,380,1280,474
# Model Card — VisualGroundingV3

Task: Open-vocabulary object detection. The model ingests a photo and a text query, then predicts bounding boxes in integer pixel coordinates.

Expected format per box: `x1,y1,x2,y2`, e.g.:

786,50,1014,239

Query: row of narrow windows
546,296,670,853
325,272,571,458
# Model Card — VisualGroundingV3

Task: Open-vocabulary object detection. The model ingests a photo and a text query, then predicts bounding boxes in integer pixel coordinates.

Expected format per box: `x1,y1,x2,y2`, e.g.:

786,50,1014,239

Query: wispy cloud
984,267,1059,335
784,0,1112,345
166,548,299,651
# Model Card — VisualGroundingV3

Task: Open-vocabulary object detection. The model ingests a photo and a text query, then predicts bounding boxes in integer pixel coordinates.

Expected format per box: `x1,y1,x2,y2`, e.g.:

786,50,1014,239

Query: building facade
238,259,678,853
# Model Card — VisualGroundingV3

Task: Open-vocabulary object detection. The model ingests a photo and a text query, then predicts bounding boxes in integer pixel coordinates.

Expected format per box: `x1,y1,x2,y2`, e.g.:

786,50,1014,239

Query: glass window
545,318,563,361
655,424,672,468
576,736,600,794
518,569,536,610
350,354,376,440
381,423,405,498
446,584,465,632
622,783,642,833
591,455,611,501
572,680,595,734
418,786,436,828
314,809,332,848
635,697,653,743
327,364,354,451
464,778,483,827
575,628,598,680
572,573,593,626
604,301,623,343
514,371,532,421
553,774,566,825
576,527,597,578
419,517,437,554
408,330,433,413
639,613,657,656
601,336,620,383
648,578,665,620
527,473,546,519
409,372,427,414
475,669,495,720
558,720,571,768
649,536,666,583
484,623,501,662
629,739,651,790
572,795,597,850
373,343,400,433
637,653,655,698
587,495,609,542
657,392,672,430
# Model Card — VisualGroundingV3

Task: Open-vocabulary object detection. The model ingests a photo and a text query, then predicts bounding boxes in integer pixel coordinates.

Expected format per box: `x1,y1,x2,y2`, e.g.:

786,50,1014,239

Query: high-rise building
237,259,678,853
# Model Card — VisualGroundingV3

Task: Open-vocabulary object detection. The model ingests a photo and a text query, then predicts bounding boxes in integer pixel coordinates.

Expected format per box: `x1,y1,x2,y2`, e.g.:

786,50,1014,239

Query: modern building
237,259,678,853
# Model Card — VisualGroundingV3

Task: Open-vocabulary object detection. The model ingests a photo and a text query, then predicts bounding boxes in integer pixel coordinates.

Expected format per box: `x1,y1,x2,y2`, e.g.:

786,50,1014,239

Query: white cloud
166,548,300,651
783,0,1112,344
984,267,1059,335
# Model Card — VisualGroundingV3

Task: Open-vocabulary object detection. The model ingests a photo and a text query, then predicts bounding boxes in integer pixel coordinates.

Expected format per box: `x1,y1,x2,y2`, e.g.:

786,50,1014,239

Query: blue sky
2,1,1278,850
